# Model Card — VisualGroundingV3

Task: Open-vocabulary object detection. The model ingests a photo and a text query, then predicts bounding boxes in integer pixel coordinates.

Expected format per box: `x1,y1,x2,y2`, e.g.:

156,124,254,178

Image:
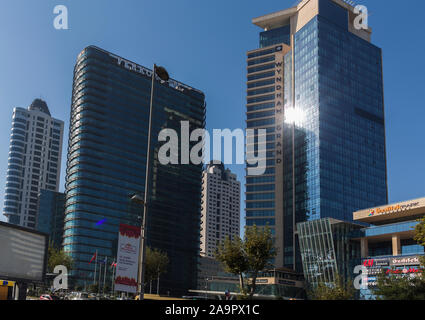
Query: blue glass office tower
64,46,206,295
246,0,387,271
37,190,65,248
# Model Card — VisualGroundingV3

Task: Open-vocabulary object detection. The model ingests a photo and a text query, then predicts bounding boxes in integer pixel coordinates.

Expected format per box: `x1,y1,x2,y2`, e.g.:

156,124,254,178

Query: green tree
47,244,73,273
215,225,276,299
145,247,169,293
308,274,356,300
244,225,276,299
414,216,425,266
372,270,425,300
215,236,249,295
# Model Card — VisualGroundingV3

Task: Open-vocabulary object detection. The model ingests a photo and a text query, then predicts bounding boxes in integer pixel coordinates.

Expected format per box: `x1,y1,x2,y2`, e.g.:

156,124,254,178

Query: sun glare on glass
284,107,305,125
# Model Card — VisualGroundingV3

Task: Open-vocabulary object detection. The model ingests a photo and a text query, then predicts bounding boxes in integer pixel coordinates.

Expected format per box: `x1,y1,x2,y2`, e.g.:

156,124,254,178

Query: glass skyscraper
64,46,206,295
37,190,65,248
246,0,387,272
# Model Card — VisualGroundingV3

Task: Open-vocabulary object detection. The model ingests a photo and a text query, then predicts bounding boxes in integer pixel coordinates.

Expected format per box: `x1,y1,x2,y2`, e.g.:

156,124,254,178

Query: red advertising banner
114,224,140,294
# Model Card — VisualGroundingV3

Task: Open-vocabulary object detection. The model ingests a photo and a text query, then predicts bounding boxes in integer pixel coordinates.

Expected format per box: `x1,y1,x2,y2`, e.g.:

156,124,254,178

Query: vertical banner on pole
114,224,140,294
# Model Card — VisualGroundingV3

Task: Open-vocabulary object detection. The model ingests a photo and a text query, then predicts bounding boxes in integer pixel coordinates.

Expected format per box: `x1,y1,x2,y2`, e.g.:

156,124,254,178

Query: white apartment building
3,99,64,229
200,162,241,257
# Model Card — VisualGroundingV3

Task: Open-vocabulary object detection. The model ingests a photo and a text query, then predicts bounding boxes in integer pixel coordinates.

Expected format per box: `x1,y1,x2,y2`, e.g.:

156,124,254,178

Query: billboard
363,256,422,268
391,256,421,267
0,222,48,283
114,224,140,294
362,255,423,286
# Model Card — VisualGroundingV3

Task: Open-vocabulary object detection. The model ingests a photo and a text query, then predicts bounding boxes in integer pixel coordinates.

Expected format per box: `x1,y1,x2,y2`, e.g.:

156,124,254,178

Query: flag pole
103,257,107,294
98,259,102,295
93,250,98,285
111,259,116,295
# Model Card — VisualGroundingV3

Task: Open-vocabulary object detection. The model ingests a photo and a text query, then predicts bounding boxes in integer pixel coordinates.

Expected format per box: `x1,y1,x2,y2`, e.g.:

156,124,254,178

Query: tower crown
28,99,51,116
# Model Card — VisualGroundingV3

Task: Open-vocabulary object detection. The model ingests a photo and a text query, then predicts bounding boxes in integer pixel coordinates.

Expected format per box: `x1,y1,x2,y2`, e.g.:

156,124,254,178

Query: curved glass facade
64,46,205,295
3,110,27,225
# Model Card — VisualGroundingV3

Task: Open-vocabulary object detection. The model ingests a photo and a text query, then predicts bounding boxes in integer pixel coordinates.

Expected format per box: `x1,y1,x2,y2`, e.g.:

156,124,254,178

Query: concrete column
360,238,368,258
392,235,401,256
14,282,27,301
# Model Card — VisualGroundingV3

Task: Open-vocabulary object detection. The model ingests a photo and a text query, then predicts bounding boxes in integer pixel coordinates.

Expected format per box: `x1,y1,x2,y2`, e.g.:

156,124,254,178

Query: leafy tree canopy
145,247,169,284
215,225,276,299
47,244,73,273
308,274,356,300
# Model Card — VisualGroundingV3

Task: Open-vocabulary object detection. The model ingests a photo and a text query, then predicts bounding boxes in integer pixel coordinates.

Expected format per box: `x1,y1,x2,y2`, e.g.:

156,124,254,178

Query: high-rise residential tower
200,161,241,257
64,46,206,295
3,99,64,229
245,0,387,271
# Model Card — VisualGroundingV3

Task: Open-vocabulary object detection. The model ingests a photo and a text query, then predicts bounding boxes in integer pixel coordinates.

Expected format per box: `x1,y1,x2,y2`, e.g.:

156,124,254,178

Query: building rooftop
252,0,364,31
28,99,51,116
252,7,297,30
80,45,204,96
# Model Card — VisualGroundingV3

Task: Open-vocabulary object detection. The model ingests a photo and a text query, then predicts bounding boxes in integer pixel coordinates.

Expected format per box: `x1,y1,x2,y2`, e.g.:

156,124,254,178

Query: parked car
39,294,60,300
71,292,90,300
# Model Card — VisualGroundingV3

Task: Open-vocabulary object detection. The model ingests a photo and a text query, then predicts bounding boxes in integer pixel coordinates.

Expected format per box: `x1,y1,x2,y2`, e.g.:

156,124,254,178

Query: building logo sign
120,243,137,255
374,259,390,267
376,204,401,214
391,256,421,267
368,201,421,217
109,53,197,93
275,48,284,166
256,279,268,284
386,268,421,275
363,256,421,268
363,258,390,267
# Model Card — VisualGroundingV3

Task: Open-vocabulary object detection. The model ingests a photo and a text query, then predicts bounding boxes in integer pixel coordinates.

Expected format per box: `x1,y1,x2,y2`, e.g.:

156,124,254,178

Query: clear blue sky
0,0,424,228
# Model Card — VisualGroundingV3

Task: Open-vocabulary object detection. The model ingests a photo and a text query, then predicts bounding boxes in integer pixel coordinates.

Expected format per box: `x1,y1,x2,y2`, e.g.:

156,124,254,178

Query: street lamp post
291,117,296,271
132,64,169,301
204,277,209,299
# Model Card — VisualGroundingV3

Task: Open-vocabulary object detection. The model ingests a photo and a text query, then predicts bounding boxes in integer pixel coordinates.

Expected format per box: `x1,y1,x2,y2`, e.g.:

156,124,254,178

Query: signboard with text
0,222,48,283
362,255,423,286
114,224,140,294
353,197,425,222
391,256,421,267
